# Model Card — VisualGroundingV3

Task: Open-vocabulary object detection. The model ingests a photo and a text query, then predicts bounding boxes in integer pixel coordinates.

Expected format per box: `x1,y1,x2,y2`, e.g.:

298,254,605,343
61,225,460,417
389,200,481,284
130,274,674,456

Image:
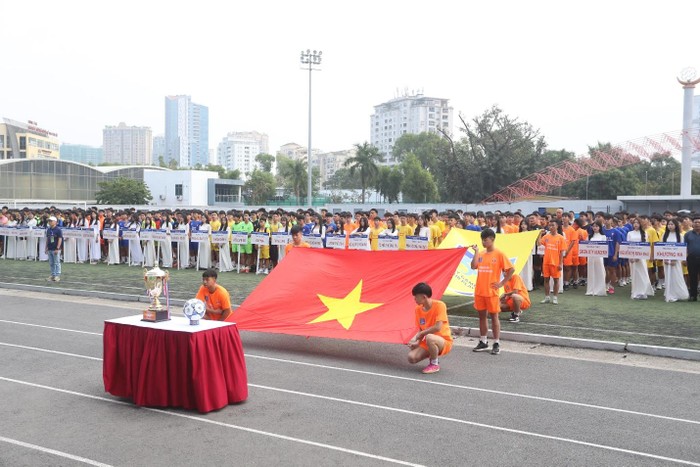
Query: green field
2,258,699,350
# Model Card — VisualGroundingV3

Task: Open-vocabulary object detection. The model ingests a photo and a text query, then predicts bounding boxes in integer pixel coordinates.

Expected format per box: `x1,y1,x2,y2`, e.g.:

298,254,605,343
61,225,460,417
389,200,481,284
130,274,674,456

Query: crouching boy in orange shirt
500,273,530,323
407,282,453,374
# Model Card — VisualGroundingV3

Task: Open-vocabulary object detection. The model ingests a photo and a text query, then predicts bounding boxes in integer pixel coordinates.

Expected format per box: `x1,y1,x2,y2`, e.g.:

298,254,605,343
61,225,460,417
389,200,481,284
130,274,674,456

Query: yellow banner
438,229,541,297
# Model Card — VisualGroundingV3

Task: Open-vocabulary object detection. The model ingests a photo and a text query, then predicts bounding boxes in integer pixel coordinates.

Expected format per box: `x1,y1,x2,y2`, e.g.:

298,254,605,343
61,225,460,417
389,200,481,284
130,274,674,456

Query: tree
434,106,548,202
95,177,153,205
344,142,384,204
244,169,276,205
255,153,275,173
375,165,402,203
325,167,362,190
392,132,449,172
400,154,439,203
276,156,320,201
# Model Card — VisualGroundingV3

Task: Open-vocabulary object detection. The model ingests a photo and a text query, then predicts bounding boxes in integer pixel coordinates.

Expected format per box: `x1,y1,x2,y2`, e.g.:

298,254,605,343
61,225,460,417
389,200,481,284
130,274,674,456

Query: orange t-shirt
540,233,566,265
195,284,231,321
474,248,514,298
415,300,452,344
503,274,530,306
284,242,310,255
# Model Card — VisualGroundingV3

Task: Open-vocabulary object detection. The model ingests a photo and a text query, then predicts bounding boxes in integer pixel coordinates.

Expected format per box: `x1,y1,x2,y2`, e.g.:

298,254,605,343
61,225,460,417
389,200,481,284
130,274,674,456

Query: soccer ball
183,298,206,325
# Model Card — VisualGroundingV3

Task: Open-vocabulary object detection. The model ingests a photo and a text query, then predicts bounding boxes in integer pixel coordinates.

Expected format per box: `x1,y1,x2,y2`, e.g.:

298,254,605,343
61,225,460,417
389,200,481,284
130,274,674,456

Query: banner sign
303,233,324,248
536,244,545,256
250,231,270,246
190,231,210,242
654,242,686,261
102,228,118,240
578,241,609,258
31,227,47,238
170,229,187,242
378,236,399,251
139,229,154,241
80,227,96,240
271,232,290,246
14,226,30,238
231,232,249,245
211,231,230,244
618,241,651,259
325,234,346,249
152,229,168,242
121,230,139,240
60,227,81,239
348,234,369,250
406,235,429,250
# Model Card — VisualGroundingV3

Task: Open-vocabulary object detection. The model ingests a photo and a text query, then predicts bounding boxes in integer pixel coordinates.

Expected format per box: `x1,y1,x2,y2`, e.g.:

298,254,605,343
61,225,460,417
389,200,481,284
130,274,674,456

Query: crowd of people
1,205,699,305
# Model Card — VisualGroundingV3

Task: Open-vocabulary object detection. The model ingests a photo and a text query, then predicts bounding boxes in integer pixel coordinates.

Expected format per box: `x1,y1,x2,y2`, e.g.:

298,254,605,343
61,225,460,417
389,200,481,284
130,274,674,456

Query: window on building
175,184,183,196
19,137,26,150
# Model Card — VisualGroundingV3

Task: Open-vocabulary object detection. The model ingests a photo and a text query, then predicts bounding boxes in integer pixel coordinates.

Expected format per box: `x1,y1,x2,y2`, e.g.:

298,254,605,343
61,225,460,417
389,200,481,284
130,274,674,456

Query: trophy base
142,309,170,322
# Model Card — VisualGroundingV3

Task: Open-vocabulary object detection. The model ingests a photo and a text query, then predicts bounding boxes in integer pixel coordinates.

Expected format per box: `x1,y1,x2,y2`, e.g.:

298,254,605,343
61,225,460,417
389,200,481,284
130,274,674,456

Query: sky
1,0,699,159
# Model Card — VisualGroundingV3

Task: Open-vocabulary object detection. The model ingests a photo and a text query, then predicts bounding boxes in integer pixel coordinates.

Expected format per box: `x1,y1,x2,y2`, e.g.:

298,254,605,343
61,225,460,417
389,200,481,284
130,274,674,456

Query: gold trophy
142,267,171,322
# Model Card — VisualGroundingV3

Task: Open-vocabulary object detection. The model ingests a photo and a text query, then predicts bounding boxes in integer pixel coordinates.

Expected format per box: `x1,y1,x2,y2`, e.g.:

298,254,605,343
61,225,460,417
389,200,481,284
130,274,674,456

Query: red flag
232,248,466,344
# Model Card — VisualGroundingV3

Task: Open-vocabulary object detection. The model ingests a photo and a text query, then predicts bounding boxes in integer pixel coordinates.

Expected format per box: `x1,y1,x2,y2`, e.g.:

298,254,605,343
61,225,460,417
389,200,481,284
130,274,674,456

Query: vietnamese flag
232,247,466,344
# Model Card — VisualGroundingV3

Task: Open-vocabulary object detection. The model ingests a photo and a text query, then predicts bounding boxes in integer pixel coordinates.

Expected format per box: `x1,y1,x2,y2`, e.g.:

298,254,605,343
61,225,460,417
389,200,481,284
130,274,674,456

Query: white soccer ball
183,298,206,324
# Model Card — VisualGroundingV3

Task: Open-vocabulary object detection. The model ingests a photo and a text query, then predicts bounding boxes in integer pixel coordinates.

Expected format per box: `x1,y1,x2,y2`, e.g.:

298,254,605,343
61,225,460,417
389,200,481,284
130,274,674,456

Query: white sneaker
552,296,558,305
541,296,551,304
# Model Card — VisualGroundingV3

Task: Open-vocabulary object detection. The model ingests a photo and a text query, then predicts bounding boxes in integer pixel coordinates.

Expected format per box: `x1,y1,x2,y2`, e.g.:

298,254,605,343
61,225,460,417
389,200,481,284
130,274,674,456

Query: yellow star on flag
307,280,383,330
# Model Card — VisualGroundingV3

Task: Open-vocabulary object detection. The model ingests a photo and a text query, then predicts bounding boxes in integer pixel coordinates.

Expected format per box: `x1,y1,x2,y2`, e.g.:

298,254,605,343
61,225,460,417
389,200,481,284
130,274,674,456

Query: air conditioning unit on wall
176,195,183,201
159,194,166,200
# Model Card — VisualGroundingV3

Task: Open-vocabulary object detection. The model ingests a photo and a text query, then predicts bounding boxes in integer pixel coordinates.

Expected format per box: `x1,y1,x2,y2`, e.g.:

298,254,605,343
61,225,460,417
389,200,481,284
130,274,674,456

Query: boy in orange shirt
470,228,514,355
407,282,452,374
540,219,566,304
501,273,530,322
196,269,233,321
284,224,310,256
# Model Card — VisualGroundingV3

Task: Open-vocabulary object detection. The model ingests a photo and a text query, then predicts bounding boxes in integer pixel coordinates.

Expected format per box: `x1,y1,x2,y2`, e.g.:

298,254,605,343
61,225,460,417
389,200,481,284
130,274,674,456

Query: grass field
1,258,699,350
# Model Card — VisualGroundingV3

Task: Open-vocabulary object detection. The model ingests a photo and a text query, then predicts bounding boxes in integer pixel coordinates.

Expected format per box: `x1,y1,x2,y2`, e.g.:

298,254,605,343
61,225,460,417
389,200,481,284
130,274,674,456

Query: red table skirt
103,321,248,413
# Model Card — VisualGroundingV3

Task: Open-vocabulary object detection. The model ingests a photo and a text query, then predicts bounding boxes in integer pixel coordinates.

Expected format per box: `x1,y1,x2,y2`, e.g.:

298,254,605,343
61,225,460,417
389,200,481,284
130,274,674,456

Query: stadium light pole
301,49,322,207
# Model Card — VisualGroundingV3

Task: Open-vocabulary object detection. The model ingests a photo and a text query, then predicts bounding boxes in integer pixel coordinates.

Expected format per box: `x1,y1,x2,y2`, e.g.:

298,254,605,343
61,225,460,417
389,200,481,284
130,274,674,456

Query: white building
370,91,453,164
217,131,270,179
102,123,152,165
143,169,244,208
164,95,209,168
313,148,356,188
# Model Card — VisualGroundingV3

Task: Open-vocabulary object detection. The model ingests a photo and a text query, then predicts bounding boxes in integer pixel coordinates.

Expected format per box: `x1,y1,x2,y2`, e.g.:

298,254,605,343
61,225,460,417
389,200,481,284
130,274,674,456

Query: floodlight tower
300,49,322,207
677,67,700,197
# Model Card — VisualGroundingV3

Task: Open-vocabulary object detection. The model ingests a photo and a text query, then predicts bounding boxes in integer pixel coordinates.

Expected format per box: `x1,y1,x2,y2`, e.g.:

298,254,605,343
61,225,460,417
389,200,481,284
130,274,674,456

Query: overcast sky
2,0,698,159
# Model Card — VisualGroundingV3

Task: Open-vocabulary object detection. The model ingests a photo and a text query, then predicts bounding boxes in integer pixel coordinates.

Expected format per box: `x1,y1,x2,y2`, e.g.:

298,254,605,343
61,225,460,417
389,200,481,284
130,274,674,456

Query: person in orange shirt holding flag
284,224,310,256
501,273,530,323
470,228,514,355
407,282,452,374
540,219,567,305
196,269,233,321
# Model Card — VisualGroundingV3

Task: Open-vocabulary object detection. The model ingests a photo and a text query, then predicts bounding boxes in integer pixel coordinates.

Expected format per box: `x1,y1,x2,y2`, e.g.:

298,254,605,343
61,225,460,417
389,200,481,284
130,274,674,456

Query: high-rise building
0,118,60,160
152,135,165,165
102,123,152,165
312,148,356,188
60,143,104,165
217,131,269,179
165,95,209,167
370,91,453,164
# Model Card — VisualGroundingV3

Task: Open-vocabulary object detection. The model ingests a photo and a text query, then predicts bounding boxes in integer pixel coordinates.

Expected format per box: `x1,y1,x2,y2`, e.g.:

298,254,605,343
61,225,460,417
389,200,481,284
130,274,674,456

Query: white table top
105,314,234,333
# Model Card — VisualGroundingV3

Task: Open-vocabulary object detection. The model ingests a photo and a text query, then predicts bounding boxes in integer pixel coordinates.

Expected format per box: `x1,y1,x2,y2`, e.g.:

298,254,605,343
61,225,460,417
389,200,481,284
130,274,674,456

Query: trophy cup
142,267,171,322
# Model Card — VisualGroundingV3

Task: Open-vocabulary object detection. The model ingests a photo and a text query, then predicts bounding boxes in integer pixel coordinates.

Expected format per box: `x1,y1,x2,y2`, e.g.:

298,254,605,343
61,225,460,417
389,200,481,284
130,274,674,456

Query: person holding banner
470,228,514,355
407,282,452,374
585,221,608,297
501,273,530,322
285,224,310,255
626,219,654,300
369,216,384,251
662,218,689,302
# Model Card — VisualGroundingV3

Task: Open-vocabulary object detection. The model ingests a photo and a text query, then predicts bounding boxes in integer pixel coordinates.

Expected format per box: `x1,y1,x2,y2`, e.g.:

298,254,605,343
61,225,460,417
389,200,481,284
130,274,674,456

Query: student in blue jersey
602,214,623,295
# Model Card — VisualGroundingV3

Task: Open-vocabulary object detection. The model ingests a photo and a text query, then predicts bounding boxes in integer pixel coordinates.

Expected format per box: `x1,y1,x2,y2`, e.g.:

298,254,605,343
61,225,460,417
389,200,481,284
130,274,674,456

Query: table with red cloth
103,315,248,413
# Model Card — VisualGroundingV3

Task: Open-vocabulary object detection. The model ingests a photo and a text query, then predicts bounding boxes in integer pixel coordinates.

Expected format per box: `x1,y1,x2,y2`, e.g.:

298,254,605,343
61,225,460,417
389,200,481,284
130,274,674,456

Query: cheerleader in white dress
586,221,607,296
127,216,144,266
77,214,89,264
16,214,28,260
63,215,78,264
350,217,371,250
627,219,654,300
26,214,38,260
218,220,234,272
662,219,689,302
197,220,212,269
38,216,49,262
176,217,190,270
106,220,120,265
160,217,174,268
88,214,101,264
142,217,157,268
5,215,18,259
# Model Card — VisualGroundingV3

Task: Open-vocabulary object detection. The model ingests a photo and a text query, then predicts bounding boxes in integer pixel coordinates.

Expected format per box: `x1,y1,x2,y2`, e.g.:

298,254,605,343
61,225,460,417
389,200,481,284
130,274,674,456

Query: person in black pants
683,217,700,301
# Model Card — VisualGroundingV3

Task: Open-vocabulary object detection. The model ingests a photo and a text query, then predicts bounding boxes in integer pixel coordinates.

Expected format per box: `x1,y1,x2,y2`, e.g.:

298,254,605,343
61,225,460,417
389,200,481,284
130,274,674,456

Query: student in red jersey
470,228,514,355
407,282,452,374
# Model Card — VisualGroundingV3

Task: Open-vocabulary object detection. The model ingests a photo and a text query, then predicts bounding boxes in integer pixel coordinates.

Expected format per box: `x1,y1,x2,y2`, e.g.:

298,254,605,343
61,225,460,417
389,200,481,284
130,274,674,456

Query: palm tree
344,142,384,204
279,157,308,202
